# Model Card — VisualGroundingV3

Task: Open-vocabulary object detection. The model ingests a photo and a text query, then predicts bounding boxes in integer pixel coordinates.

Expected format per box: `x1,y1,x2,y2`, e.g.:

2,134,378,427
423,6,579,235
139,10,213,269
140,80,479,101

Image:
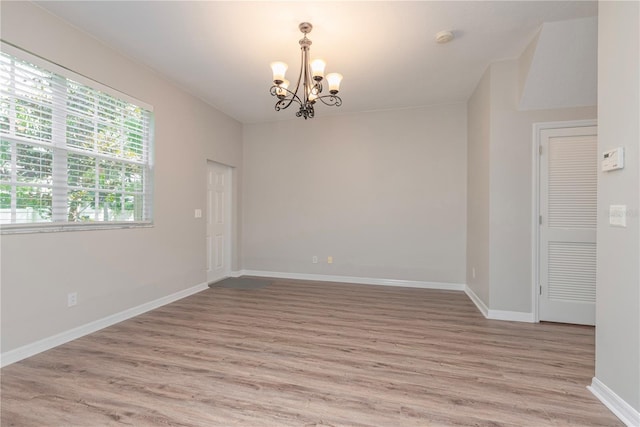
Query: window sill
0,222,154,235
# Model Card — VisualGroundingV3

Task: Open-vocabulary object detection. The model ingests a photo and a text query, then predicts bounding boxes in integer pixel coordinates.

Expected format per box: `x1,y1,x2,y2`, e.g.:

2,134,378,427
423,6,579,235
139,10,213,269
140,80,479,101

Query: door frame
206,160,233,283
531,119,597,323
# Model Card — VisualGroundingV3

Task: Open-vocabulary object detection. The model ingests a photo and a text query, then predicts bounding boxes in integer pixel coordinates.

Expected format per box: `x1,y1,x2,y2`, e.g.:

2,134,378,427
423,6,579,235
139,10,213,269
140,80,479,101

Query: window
0,44,153,232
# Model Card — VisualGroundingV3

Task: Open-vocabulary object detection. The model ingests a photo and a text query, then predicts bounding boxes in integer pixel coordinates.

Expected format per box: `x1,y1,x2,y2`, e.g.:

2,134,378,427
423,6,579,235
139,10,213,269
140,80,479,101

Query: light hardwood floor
1,279,622,426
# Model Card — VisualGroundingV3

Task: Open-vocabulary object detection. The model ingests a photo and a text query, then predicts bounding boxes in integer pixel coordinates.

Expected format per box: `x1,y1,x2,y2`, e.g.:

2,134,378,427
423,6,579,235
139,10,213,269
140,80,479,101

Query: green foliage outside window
0,50,152,228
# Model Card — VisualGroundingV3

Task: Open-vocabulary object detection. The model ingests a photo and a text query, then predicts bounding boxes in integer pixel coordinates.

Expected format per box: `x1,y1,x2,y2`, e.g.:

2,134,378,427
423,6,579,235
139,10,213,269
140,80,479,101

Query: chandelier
270,22,343,119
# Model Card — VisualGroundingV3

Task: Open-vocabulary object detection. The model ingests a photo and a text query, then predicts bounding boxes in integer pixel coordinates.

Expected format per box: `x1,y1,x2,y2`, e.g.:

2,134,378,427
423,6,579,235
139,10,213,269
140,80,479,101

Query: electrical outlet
327,256,333,264
67,292,78,307
312,256,318,264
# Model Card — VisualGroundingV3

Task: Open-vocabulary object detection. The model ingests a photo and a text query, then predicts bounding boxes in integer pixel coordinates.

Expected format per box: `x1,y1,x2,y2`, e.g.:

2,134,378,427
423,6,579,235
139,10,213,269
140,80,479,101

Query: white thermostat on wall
602,147,624,172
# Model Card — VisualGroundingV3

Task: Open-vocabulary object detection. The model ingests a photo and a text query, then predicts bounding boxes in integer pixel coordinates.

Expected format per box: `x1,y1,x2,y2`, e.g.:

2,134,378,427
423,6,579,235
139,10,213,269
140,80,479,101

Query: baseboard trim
464,285,534,323
464,285,489,317
488,309,535,323
1,282,209,368
238,271,533,322
236,269,466,291
588,377,640,427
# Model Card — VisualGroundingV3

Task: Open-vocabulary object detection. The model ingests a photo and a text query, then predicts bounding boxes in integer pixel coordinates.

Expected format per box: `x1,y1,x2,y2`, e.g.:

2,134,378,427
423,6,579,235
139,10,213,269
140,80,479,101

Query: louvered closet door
539,126,597,325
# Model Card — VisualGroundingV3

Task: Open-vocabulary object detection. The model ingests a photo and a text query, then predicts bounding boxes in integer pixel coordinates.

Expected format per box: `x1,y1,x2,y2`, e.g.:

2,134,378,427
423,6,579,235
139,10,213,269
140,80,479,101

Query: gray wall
242,105,467,284
595,1,640,412
0,2,243,352
466,67,492,304
488,59,597,313
466,59,596,314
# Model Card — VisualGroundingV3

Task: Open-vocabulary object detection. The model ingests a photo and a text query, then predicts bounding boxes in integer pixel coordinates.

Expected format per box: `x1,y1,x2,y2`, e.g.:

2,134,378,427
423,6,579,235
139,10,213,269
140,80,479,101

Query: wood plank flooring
1,279,622,426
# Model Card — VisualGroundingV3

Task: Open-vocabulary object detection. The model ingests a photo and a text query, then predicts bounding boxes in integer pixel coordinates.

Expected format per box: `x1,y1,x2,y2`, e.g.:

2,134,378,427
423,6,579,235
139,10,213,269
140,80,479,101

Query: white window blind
0,43,154,232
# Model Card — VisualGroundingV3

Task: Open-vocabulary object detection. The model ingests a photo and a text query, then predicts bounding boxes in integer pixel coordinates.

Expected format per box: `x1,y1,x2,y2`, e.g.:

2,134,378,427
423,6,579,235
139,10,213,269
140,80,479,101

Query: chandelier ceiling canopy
270,22,343,120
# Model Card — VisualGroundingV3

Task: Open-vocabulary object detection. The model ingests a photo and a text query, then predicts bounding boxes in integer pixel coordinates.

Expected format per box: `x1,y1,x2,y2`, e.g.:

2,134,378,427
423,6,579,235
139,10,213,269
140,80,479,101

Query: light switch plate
609,205,627,227
194,209,202,218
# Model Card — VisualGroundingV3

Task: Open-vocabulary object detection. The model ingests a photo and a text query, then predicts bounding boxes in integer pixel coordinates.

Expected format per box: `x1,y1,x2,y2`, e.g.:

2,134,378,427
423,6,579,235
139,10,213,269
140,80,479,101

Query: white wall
242,105,467,284
0,2,242,352
595,0,640,414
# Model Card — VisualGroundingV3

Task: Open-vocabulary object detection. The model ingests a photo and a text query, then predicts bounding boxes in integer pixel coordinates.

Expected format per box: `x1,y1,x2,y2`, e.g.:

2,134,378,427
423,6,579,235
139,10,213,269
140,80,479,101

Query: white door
206,161,231,283
539,126,597,325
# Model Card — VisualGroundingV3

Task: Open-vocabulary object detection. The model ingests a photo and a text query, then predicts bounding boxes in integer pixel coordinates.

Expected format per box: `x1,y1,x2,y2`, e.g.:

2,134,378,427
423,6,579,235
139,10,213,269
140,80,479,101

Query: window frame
0,42,154,234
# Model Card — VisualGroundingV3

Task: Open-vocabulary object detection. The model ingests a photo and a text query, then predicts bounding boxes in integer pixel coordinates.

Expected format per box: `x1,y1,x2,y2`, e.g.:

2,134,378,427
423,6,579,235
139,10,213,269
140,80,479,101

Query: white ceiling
33,1,598,124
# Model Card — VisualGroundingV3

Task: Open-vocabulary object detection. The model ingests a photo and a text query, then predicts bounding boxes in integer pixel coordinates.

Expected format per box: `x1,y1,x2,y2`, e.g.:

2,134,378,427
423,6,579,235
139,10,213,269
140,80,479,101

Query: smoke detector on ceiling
435,30,455,44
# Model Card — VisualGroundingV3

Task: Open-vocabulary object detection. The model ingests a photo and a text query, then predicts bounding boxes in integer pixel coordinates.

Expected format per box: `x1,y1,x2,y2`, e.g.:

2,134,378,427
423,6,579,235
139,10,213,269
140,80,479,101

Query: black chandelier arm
315,94,342,107
274,99,291,112
270,85,303,111
304,49,316,101
309,81,323,96
270,84,301,101
289,44,306,104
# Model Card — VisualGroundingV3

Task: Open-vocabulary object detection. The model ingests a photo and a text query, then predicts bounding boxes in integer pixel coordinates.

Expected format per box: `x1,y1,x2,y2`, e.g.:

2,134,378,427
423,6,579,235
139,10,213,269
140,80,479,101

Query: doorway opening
206,161,232,284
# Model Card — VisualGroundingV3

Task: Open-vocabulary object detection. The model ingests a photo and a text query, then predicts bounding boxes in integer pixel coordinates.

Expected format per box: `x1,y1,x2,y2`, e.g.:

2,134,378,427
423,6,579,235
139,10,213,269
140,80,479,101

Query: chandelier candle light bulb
269,22,343,119
276,79,290,98
326,73,343,94
310,59,326,80
270,61,288,84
